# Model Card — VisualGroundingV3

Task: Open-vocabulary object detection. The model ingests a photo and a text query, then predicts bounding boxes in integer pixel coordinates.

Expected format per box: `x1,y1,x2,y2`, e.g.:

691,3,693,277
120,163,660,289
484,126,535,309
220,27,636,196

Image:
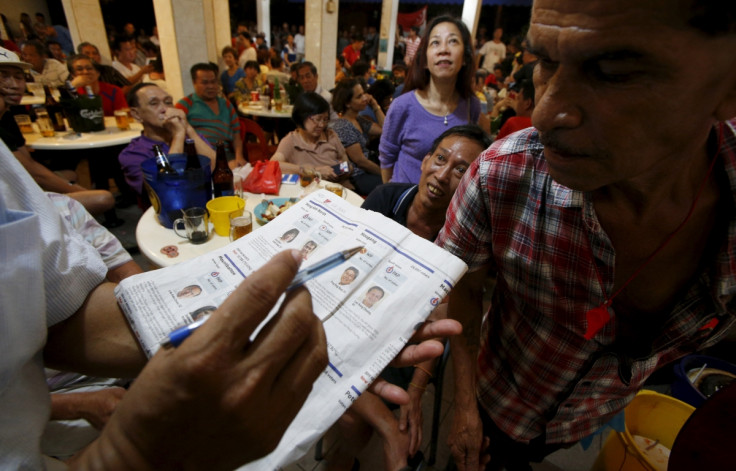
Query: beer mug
35,111,55,137
229,212,253,242
114,109,130,130
173,207,209,245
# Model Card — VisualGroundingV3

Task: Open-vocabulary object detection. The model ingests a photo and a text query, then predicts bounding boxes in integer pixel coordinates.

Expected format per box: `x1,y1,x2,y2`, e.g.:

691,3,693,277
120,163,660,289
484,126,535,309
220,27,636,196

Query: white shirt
31,58,69,88
238,47,257,69
315,85,338,120
112,59,141,79
0,142,107,468
478,40,507,73
294,33,306,55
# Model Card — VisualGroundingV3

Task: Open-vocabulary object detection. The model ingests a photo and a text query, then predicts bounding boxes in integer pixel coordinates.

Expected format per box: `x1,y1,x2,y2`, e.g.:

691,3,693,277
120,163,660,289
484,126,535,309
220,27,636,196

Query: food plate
254,197,298,225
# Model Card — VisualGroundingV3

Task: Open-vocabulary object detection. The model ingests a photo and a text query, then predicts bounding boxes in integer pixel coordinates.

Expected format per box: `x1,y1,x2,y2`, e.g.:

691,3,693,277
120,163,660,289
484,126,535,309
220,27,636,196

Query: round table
237,102,293,118
25,117,142,150
20,95,45,106
136,182,363,268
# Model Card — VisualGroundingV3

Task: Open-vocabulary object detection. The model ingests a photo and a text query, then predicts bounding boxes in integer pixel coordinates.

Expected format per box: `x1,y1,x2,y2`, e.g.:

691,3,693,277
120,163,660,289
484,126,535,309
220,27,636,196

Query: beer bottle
184,138,201,170
84,85,95,98
153,145,178,175
212,141,234,197
43,85,66,132
64,80,79,99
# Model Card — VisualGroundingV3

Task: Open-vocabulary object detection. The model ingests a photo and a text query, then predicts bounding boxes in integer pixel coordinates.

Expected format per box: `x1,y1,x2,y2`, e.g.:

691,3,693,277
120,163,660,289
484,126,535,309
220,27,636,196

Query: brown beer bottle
43,85,66,132
153,145,178,175
184,138,201,170
212,141,234,197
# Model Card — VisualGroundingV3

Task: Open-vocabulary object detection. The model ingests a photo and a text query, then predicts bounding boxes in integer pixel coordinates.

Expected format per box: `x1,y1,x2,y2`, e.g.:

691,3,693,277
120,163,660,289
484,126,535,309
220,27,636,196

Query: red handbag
243,160,282,194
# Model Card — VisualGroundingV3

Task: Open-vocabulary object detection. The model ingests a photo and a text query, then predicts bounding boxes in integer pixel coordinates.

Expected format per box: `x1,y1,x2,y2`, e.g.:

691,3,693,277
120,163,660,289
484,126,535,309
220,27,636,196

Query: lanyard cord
584,123,724,340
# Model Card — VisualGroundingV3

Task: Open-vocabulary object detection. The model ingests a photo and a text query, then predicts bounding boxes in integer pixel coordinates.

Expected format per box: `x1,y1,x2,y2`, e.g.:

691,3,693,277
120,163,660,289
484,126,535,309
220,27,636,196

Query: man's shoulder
362,183,416,218
477,128,544,178
176,94,196,111
122,133,158,155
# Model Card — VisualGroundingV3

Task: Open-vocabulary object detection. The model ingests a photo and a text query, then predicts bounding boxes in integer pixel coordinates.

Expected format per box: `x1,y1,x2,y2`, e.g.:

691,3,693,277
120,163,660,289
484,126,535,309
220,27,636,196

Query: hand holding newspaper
114,189,467,470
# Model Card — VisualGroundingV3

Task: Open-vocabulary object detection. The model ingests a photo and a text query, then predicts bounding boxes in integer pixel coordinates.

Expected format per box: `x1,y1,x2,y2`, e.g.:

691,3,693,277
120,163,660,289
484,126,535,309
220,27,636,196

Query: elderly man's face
297,67,318,92
0,66,26,106
529,0,736,192
193,70,219,101
132,85,174,127
81,45,102,64
417,135,484,212
21,45,44,71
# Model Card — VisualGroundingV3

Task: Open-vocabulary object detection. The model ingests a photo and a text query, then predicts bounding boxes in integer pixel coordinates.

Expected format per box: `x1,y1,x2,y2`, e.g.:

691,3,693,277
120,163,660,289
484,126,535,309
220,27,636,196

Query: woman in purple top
379,15,489,184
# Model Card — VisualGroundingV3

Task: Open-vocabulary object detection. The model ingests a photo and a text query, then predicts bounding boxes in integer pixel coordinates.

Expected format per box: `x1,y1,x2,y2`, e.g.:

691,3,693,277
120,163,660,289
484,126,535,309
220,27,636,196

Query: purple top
379,90,480,184
118,133,212,194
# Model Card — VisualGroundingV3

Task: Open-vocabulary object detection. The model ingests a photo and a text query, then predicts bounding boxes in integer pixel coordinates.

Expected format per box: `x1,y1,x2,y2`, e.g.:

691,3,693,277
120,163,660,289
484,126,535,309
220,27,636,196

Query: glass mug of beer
114,109,130,130
230,212,253,241
35,111,55,137
324,182,344,197
299,167,321,187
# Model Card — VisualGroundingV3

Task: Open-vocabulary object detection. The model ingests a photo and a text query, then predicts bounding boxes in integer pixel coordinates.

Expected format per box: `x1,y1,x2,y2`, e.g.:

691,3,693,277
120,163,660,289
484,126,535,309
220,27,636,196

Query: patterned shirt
435,121,736,444
176,93,240,148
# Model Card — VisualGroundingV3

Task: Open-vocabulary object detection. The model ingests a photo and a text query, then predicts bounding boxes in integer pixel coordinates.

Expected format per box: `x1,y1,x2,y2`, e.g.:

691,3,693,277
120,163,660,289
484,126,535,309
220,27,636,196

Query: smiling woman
378,15,489,185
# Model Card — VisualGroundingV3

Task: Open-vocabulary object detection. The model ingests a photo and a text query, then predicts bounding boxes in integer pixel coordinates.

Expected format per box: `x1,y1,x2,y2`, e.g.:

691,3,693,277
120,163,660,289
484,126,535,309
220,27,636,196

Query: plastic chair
239,117,277,164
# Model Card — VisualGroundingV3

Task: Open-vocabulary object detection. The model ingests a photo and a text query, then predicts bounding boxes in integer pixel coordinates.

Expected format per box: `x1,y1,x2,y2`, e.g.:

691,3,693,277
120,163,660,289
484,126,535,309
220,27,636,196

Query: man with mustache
437,1,736,470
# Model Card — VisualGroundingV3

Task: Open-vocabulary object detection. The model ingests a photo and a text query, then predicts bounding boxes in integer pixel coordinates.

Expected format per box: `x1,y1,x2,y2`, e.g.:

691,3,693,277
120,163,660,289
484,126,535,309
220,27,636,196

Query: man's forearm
448,269,486,406
14,146,86,193
44,282,147,379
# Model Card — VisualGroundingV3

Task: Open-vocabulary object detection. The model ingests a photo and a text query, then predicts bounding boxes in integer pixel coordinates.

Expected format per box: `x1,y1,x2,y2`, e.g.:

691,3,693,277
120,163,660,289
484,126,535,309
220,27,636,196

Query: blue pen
160,246,364,349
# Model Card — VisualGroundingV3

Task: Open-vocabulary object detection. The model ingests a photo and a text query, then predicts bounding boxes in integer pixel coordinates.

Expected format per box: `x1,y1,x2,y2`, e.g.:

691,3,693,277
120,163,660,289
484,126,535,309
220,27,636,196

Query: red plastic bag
243,160,281,194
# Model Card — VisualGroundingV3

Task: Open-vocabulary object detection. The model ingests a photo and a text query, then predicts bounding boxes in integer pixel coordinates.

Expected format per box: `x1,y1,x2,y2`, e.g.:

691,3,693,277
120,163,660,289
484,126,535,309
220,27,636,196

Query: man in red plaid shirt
436,1,736,469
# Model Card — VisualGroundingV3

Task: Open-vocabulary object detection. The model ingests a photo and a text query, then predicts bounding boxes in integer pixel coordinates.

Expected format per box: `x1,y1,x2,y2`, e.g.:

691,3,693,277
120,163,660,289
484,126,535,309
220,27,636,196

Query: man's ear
420,153,432,172
129,107,141,122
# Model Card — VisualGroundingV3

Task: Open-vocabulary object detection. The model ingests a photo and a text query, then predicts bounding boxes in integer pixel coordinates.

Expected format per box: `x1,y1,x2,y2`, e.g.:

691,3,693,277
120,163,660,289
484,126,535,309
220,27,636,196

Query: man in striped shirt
437,0,736,469
176,62,245,167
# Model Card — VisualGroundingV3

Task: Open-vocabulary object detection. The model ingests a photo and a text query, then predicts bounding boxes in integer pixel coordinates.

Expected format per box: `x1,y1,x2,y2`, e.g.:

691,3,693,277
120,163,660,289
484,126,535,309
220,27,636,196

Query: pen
160,246,364,349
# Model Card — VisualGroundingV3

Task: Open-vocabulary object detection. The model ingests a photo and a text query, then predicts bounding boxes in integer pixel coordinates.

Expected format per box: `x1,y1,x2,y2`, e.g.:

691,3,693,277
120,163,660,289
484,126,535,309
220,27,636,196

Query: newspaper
114,189,467,470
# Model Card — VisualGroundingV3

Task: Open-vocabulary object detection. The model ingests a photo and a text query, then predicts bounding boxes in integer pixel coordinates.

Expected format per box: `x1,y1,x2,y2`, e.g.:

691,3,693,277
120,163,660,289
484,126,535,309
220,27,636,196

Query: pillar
304,0,338,90
152,0,230,100
256,0,271,48
60,0,112,61
461,0,483,43
377,0,399,70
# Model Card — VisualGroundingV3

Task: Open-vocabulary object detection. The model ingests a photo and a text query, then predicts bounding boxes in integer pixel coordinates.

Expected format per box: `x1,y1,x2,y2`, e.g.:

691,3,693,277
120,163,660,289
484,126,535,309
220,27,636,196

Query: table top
25,116,142,150
20,95,45,106
136,181,363,268
237,102,293,119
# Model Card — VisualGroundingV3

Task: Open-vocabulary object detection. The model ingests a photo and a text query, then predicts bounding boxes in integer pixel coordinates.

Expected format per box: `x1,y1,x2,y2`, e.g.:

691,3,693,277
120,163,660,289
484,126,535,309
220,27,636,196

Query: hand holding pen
161,246,363,349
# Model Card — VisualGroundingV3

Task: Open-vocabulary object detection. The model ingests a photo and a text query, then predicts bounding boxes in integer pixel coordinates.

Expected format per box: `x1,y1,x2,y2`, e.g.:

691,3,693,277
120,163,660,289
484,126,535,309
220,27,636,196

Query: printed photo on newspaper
114,189,467,470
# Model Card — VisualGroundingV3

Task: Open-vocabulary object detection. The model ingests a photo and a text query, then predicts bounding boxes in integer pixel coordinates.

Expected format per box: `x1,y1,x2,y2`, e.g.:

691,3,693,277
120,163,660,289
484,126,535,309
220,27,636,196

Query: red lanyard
584,124,724,340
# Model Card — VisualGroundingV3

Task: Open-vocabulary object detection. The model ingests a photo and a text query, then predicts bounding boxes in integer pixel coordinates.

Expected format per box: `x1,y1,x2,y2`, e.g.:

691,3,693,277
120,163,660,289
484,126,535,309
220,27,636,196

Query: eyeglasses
309,115,329,126
73,66,95,72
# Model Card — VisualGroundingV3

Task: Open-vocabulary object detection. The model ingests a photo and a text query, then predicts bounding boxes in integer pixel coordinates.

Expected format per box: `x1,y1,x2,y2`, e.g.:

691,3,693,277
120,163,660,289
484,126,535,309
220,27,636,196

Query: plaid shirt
436,121,736,444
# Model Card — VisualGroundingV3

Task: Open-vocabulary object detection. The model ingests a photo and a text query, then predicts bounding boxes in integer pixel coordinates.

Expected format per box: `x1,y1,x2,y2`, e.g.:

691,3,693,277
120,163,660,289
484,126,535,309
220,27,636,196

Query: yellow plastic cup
206,196,245,236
